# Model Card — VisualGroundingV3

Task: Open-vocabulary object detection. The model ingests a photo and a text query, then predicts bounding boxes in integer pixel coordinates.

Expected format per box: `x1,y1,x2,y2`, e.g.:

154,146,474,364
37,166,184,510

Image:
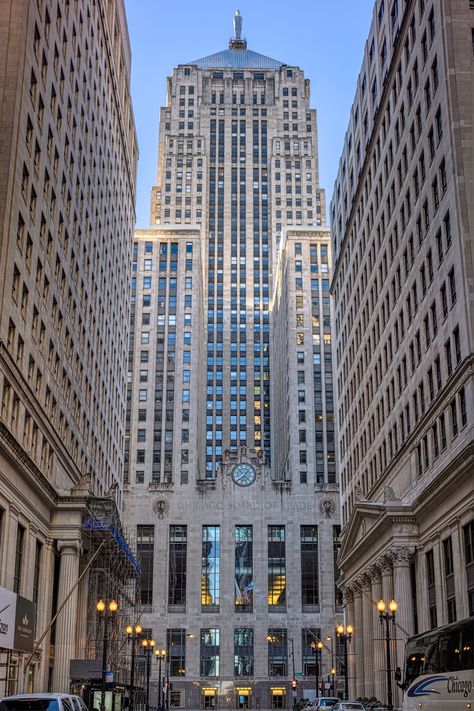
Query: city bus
402,616,473,709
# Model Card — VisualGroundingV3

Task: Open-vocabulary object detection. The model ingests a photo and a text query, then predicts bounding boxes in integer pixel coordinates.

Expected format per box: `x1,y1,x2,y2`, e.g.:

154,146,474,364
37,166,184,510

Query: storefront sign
0,586,35,652
0,587,16,650
14,595,36,653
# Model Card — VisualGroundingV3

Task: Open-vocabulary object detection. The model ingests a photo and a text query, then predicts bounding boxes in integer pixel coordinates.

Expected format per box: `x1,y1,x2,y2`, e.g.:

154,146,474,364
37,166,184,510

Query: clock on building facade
231,463,256,487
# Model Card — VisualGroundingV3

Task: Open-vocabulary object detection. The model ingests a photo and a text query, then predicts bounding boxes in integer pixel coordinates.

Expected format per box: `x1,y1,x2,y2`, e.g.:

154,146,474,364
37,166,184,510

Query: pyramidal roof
188,11,286,70
189,48,285,70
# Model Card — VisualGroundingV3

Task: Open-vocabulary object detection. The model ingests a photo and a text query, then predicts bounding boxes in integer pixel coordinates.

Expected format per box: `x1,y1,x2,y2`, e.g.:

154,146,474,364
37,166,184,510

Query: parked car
315,699,340,709
331,702,366,710
0,694,88,711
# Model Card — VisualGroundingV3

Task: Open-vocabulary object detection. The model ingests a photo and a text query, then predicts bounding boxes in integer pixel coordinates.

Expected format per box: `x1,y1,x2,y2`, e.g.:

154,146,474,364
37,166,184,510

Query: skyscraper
330,0,473,703
124,14,342,708
0,0,137,693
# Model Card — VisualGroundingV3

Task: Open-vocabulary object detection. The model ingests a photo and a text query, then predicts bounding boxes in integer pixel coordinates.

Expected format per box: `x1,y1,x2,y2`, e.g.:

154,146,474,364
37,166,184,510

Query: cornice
0,420,58,505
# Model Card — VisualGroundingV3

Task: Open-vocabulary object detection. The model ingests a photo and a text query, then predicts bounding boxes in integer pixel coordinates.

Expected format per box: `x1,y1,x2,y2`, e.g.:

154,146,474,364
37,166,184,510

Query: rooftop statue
234,10,242,40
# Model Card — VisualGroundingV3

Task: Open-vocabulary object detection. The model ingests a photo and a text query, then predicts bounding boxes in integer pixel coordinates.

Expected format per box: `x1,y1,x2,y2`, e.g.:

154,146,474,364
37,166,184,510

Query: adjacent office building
331,0,473,703
0,0,137,693
124,14,343,710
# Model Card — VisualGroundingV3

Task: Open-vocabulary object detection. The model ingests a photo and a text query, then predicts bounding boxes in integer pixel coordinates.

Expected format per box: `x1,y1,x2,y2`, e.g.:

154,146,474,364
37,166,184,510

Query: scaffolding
79,495,142,687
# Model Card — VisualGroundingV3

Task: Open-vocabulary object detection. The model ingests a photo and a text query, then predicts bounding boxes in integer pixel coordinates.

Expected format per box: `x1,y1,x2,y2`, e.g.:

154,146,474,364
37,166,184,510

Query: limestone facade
330,0,474,704
0,0,137,693
124,18,342,710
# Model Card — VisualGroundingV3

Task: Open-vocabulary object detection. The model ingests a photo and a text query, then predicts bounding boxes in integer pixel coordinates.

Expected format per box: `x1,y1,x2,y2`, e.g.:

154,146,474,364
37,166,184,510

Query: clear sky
124,0,375,228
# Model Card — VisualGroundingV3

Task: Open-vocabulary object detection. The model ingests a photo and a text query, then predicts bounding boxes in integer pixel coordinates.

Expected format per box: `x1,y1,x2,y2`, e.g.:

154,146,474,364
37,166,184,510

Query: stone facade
124,16,342,710
0,0,137,693
330,0,474,704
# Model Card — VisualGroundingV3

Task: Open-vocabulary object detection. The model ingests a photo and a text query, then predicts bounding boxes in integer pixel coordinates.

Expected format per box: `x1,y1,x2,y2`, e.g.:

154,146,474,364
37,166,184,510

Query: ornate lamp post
311,640,323,700
142,638,156,711
97,599,119,711
377,599,398,711
154,648,166,711
326,636,335,695
125,623,142,711
336,623,353,700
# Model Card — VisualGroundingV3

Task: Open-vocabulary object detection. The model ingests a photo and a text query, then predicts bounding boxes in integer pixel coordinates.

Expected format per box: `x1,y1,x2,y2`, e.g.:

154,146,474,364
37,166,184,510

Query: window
168,526,187,607
426,549,437,628
268,526,286,608
137,525,154,605
443,537,456,623
235,526,253,611
268,629,287,676
13,525,25,593
234,628,254,677
200,628,220,677
202,526,220,609
301,526,318,607
167,629,186,676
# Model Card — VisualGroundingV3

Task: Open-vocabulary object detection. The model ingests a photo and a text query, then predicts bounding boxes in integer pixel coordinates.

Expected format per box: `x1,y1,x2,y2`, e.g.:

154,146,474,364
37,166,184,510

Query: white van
0,693,89,711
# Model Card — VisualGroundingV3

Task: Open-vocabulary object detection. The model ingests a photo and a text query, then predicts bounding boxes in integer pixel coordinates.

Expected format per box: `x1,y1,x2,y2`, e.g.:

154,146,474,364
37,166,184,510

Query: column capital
366,564,381,582
377,554,393,574
57,539,82,555
389,546,416,566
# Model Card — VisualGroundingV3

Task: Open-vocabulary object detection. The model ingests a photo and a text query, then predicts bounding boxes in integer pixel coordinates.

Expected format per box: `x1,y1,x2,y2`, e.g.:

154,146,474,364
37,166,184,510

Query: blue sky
124,0,375,227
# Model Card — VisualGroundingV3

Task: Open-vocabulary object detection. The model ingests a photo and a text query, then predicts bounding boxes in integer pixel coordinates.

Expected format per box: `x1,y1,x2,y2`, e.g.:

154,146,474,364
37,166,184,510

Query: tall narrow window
169,525,187,608
268,526,286,608
202,526,220,610
33,540,43,605
333,525,343,607
167,628,186,676
13,524,25,593
137,525,154,605
235,526,253,611
200,628,220,677
426,549,437,629
463,521,474,616
443,537,456,623
302,628,320,675
234,628,254,677
301,526,319,609
267,629,287,676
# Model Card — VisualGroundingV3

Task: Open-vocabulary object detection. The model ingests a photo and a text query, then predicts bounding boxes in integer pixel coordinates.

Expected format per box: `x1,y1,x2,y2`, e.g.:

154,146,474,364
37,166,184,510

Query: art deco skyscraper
0,0,137,693
331,0,473,703
124,14,342,708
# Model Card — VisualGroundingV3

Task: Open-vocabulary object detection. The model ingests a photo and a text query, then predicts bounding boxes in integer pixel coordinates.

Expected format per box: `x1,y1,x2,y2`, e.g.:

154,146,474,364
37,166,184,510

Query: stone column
370,563,386,704
75,566,89,659
37,539,56,692
392,547,415,711
353,584,364,699
361,575,374,699
344,589,355,700
51,539,81,692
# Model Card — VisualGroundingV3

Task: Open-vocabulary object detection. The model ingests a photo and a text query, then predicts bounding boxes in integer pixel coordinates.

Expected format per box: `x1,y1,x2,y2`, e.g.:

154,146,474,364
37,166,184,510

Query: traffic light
291,679,297,690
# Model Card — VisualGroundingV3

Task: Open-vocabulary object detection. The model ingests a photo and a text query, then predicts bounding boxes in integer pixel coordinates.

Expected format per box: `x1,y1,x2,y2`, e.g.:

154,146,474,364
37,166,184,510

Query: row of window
138,524,341,611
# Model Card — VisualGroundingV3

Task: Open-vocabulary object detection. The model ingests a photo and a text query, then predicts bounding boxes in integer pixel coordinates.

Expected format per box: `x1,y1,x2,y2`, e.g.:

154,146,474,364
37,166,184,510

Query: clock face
232,463,256,487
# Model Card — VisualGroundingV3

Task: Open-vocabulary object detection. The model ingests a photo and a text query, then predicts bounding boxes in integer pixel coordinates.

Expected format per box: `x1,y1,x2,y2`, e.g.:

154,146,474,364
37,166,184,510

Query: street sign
295,672,303,677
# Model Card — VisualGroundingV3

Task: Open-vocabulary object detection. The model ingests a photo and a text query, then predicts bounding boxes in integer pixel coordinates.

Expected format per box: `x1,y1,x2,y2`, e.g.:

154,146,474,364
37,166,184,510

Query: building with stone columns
0,0,138,694
123,14,343,710
330,0,474,705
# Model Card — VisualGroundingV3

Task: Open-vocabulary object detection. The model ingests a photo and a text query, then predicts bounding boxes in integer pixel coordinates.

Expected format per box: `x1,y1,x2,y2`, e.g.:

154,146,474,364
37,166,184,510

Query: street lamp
125,623,142,711
325,637,335,695
336,623,353,700
96,599,119,711
377,599,398,711
154,648,166,711
311,640,323,700
142,638,156,711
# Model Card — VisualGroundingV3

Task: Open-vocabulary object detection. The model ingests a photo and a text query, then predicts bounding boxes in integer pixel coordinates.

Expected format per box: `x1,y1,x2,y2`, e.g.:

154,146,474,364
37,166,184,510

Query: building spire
229,9,247,50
